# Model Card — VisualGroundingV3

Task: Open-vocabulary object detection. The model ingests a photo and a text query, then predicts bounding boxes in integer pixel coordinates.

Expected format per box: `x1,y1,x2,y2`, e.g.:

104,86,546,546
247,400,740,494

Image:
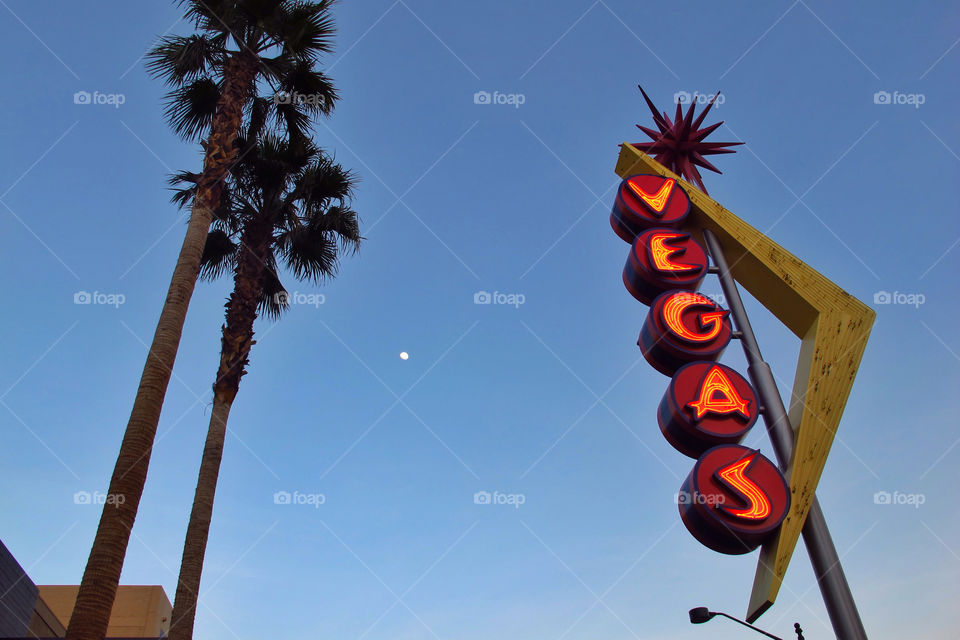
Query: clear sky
0,1,958,639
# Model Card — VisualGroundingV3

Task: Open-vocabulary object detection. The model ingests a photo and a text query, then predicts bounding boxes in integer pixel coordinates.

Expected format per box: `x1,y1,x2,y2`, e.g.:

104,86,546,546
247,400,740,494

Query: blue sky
0,1,958,638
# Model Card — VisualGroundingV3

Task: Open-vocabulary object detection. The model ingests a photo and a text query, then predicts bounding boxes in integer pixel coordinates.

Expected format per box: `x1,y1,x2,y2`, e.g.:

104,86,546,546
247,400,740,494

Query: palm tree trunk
66,52,259,640
167,392,233,640
168,217,273,640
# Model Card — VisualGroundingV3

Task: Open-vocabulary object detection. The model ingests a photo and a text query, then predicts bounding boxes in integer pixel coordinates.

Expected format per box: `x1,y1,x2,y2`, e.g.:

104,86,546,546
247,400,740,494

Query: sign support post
702,228,868,640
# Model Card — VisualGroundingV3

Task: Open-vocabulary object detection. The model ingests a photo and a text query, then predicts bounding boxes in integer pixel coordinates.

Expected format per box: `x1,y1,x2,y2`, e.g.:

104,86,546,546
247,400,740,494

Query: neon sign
648,232,702,273
638,290,732,377
658,362,758,458
623,229,707,305
610,174,691,242
686,365,751,420
678,445,789,555
614,176,790,557
661,293,728,343
627,177,675,213
716,453,772,521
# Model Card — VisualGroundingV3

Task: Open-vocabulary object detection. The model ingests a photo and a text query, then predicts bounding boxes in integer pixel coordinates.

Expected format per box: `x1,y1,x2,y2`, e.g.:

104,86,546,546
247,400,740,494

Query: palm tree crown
146,0,339,142
174,132,361,319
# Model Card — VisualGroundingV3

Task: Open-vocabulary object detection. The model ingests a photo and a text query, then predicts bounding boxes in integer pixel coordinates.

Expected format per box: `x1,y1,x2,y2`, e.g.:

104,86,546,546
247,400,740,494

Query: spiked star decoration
632,86,742,194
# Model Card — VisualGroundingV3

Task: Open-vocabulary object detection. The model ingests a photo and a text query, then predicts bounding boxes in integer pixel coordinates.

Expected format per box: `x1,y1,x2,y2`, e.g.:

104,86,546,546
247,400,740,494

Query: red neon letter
661,293,728,343
686,366,751,420
628,177,675,213
648,232,700,273
716,453,771,521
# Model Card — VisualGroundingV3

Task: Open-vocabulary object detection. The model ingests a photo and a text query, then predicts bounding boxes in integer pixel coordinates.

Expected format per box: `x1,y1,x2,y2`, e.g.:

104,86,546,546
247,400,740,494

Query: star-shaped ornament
632,86,742,194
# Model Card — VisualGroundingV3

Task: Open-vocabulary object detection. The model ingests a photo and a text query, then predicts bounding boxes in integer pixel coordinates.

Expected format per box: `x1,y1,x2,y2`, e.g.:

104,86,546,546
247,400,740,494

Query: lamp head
689,607,716,624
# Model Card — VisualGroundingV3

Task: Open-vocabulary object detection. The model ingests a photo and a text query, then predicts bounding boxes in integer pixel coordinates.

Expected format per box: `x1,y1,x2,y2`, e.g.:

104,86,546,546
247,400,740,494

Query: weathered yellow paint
614,144,874,621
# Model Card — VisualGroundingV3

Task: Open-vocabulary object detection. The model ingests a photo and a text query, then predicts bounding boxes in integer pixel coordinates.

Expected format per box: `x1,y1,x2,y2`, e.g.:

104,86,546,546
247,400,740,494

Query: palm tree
67,3,339,638
166,133,360,640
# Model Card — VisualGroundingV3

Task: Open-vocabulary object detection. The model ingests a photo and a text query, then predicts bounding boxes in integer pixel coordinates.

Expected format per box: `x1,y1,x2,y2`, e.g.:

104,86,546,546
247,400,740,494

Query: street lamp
689,607,803,639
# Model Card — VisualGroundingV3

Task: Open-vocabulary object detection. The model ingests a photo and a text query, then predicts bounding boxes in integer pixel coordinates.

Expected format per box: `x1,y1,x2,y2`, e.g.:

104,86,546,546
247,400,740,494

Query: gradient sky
1,1,958,639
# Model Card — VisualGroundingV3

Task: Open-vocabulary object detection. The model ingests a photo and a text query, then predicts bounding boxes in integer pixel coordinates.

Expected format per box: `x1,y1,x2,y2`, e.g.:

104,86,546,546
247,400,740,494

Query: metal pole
702,229,868,640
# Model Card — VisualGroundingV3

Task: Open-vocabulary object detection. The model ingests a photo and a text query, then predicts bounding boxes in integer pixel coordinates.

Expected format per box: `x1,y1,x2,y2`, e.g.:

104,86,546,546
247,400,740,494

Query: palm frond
178,0,242,34
316,204,362,252
199,229,239,281
246,96,272,143
257,255,288,320
273,101,313,143
297,157,355,210
255,54,293,85
276,222,339,283
168,170,201,209
271,1,337,62
145,34,225,86
234,133,317,200
277,61,337,116
163,77,220,141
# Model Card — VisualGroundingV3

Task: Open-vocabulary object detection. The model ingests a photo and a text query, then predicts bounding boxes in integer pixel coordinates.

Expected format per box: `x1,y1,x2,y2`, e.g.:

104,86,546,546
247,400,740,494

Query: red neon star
631,86,742,194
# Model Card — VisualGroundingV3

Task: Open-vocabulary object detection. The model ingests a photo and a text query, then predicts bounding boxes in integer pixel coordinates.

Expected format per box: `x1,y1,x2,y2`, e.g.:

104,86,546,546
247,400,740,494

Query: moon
399,352,409,360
